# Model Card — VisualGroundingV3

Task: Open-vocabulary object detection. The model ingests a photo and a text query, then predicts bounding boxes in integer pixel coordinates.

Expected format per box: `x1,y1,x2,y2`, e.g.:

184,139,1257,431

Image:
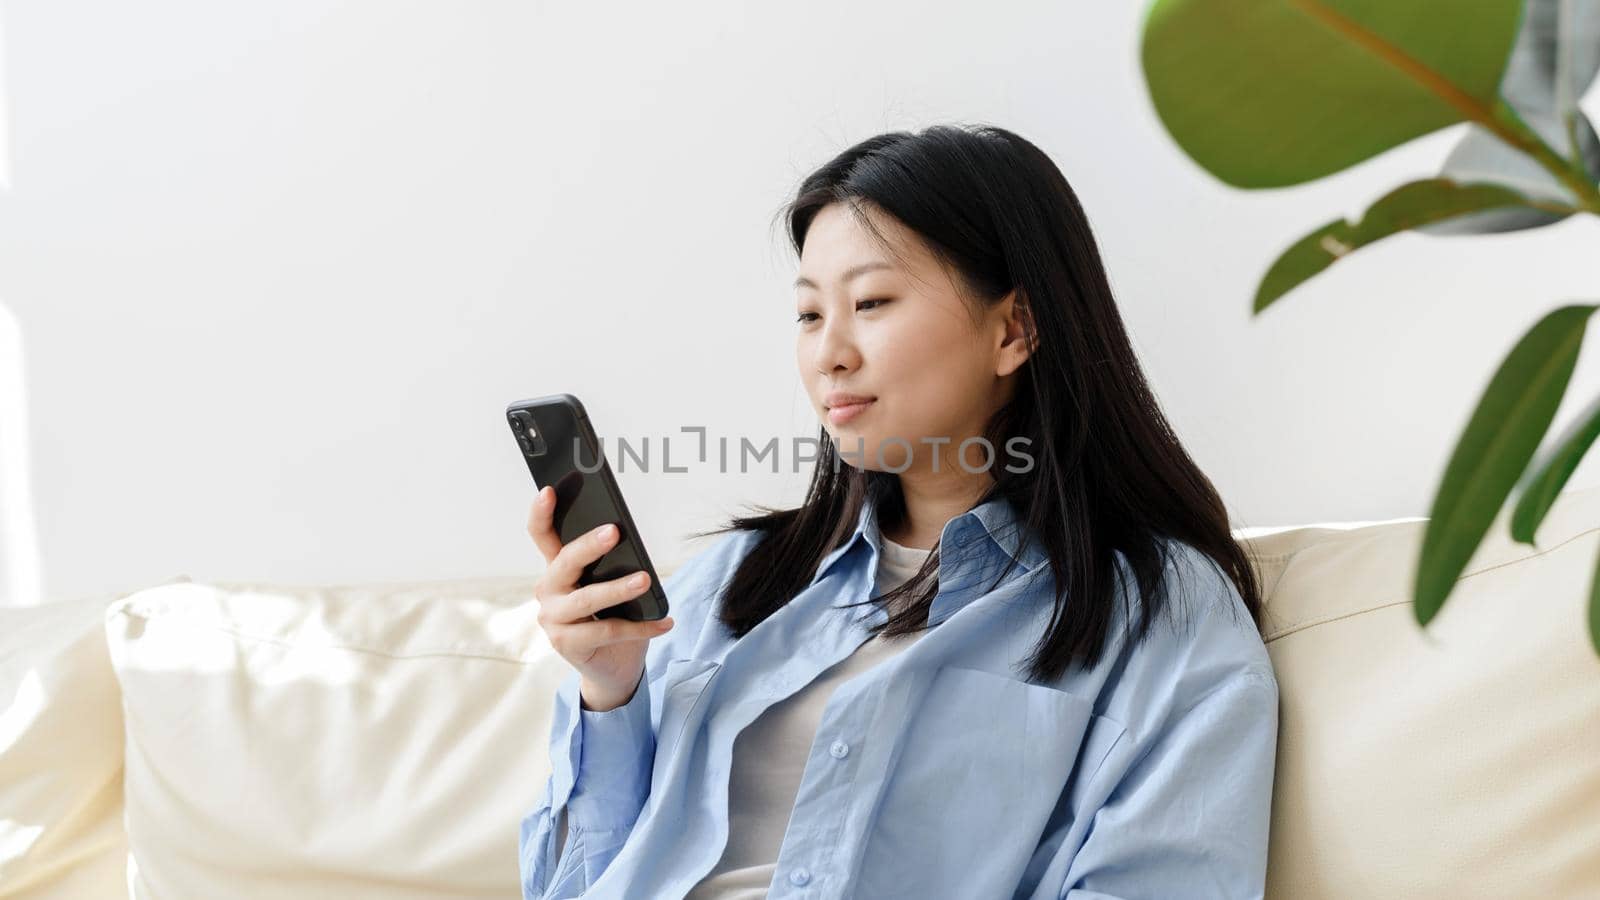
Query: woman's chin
828,431,916,469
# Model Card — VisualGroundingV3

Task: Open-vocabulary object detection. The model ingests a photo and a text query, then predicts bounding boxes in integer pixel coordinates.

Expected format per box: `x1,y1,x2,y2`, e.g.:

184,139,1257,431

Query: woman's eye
796,300,888,324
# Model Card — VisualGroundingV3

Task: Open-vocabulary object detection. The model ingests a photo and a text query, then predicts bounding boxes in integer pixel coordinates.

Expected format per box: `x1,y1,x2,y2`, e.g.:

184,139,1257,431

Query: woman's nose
812,322,861,375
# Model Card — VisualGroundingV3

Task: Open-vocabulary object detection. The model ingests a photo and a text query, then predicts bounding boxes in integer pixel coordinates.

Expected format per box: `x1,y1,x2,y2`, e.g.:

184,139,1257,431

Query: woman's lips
827,399,875,425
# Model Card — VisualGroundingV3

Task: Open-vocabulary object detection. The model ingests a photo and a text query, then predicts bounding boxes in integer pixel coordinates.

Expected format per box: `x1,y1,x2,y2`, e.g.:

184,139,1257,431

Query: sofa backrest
1248,484,1600,897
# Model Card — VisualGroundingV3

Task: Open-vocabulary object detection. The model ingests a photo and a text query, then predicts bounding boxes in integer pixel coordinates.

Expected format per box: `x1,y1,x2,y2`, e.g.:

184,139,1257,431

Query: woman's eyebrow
793,261,894,290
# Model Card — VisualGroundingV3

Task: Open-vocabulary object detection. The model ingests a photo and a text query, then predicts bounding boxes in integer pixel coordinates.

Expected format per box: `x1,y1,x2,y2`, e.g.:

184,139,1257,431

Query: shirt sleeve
1058,667,1280,900
518,665,656,899
516,528,755,898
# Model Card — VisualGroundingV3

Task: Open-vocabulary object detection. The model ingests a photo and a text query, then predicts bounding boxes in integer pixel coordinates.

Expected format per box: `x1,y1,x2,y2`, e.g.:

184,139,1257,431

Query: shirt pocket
854,664,1126,896
647,657,721,796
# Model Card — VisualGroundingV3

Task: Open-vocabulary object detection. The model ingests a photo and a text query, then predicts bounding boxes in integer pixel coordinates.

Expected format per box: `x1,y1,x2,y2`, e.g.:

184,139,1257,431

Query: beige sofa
3,486,1597,899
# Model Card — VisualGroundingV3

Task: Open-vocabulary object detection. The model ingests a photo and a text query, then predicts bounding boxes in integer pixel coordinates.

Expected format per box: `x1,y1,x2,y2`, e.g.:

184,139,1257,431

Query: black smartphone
506,393,668,622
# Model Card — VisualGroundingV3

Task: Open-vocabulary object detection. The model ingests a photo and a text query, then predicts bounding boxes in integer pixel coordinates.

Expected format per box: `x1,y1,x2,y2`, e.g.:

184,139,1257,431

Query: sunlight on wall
0,305,40,608
0,7,7,191
0,7,43,607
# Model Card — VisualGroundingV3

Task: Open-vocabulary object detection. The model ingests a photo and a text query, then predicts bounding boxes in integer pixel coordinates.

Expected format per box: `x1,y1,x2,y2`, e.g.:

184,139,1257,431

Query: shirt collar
810,489,1047,588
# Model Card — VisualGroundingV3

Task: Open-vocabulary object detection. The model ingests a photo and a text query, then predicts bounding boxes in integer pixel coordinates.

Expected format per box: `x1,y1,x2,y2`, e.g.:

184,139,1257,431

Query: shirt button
789,867,811,886
829,740,850,759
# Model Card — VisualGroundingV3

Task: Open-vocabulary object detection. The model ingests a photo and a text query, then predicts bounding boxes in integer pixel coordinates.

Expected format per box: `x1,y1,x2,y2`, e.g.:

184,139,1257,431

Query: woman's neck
884,475,994,550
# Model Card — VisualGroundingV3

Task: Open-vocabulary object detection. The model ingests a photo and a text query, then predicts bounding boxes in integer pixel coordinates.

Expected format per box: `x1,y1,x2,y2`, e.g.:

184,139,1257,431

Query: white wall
2,0,1597,605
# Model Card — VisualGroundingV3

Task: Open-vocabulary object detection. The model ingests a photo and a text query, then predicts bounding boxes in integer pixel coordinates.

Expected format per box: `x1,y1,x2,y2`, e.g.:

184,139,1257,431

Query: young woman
519,124,1279,900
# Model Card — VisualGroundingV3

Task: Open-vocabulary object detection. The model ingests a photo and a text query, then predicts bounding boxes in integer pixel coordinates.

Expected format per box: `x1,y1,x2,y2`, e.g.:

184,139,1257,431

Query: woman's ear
996,289,1037,376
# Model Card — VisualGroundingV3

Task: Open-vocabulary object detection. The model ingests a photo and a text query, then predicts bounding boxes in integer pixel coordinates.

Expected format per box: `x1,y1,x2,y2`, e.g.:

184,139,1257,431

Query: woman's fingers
526,489,622,589
547,520,623,592
556,570,652,623
525,487,564,563
536,571,667,642
548,615,674,656
525,490,665,633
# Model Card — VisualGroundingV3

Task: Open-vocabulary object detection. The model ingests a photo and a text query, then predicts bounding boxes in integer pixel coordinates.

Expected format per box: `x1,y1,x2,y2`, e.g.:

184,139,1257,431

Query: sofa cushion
1251,484,1600,898
102,574,572,900
0,589,134,899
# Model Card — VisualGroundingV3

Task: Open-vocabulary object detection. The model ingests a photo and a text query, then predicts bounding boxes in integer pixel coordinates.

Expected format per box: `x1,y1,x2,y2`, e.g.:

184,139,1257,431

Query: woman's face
794,201,1032,475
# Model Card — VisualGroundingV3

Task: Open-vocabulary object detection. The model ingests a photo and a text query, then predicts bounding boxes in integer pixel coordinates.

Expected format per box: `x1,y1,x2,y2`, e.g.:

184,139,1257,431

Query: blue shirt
519,492,1279,899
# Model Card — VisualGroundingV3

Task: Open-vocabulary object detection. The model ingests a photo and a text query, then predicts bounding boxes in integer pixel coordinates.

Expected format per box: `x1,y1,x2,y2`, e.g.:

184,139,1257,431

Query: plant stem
1489,99,1600,214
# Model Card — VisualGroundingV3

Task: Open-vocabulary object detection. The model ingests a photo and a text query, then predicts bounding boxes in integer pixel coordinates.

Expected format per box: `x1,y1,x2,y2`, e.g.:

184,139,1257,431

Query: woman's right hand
528,485,675,712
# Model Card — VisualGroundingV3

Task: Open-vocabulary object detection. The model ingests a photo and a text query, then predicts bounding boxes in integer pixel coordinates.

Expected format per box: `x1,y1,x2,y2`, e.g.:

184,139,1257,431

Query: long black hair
691,123,1263,684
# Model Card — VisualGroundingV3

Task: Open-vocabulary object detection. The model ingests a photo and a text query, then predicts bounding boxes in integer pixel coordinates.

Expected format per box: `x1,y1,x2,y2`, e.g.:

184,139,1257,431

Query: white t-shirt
683,536,934,898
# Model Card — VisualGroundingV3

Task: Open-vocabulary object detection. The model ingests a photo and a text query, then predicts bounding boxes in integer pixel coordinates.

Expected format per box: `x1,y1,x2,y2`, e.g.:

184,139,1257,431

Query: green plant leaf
1421,0,1600,235
1253,178,1538,312
1415,303,1599,626
1510,390,1600,544
1140,0,1525,188
1590,550,1600,654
